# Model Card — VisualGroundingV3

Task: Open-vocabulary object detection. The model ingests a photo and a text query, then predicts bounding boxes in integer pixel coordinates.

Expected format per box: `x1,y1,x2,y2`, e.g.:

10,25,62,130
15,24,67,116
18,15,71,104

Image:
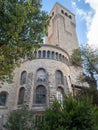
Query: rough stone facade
0,2,83,128
46,2,79,55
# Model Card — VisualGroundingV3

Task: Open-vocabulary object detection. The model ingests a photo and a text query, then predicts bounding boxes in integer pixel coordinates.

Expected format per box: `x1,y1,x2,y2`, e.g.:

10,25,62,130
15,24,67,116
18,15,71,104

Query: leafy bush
38,95,98,130
5,108,35,130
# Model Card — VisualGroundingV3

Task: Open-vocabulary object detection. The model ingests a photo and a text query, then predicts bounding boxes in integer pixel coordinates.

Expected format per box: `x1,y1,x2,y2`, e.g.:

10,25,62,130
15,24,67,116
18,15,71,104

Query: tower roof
49,2,75,16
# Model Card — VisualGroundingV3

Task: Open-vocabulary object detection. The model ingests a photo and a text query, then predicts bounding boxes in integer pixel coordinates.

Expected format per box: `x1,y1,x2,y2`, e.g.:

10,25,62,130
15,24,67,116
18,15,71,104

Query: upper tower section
45,2,79,55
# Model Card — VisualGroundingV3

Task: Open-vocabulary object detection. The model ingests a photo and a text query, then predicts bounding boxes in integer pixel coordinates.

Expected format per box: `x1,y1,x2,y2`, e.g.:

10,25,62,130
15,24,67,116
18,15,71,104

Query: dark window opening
47,51,50,58
61,10,64,14
35,86,46,104
52,12,54,16
69,15,72,19
43,51,46,58
65,12,68,16
0,92,7,106
18,87,25,105
52,52,55,59
56,70,64,84
56,53,58,60
20,71,27,85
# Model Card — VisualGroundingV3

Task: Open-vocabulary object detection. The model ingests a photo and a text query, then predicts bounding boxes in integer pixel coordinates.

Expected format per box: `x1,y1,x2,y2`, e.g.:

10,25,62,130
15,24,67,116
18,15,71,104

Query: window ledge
0,106,8,109
33,104,46,107
17,104,24,108
32,104,47,111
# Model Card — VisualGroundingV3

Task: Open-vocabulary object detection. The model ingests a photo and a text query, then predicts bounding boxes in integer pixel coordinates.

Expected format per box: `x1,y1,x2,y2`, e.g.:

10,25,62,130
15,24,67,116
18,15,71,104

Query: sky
42,0,98,49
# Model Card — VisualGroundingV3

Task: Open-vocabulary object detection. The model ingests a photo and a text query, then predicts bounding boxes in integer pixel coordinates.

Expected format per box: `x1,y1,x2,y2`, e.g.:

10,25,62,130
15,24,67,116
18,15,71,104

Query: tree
70,45,98,88
76,86,98,105
70,45,98,105
38,95,98,130
5,108,36,130
0,0,48,81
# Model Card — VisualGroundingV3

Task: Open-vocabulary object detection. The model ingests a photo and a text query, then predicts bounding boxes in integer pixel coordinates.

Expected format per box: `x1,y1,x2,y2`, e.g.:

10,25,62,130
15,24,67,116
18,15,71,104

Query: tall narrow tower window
52,12,54,16
61,10,64,14
69,15,72,19
65,12,68,16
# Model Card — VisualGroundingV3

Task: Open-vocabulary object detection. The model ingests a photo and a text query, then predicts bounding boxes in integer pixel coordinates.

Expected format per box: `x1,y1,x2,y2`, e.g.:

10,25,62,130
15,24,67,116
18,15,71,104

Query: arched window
20,71,27,85
52,51,55,59
69,15,72,19
65,12,68,16
56,70,64,84
62,55,65,62
52,12,54,16
36,68,46,82
47,51,50,58
18,87,25,105
61,10,64,14
0,92,7,106
43,51,46,58
59,54,62,61
35,85,46,104
56,87,64,103
56,53,58,60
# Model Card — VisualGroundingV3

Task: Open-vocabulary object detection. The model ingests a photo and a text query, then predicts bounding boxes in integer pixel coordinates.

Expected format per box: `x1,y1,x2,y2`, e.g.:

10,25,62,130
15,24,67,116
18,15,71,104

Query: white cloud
71,1,93,29
71,1,76,6
71,0,98,49
84,0,98,49
85,0,98,10
76,8,92,28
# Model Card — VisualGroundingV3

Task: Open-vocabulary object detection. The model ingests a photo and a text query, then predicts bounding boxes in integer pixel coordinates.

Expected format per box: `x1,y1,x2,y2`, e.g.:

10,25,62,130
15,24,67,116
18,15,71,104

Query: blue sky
42,0,98,48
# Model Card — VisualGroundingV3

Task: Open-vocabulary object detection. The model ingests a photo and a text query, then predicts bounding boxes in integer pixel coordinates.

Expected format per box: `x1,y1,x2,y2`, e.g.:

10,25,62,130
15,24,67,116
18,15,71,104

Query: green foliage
38,95,98,130
70,49,82,67
0,0,49,81
5,108,35,130
70,46,98,88
81,46,98,75
75,86,98,106
5,96,98,130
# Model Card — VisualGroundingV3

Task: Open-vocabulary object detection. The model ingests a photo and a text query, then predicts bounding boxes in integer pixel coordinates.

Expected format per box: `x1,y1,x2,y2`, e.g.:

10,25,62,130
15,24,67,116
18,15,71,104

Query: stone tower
46,2,79,55
46,2,82,86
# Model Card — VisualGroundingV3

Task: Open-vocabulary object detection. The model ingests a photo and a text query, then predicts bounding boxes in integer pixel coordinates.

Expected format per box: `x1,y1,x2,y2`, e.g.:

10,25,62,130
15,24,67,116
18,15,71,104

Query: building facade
0,2,82,128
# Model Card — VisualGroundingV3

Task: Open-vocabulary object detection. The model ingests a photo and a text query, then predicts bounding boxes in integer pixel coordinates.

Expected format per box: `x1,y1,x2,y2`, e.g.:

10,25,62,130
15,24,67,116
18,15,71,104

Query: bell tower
46,2,79,55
